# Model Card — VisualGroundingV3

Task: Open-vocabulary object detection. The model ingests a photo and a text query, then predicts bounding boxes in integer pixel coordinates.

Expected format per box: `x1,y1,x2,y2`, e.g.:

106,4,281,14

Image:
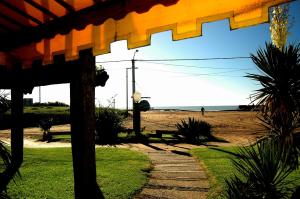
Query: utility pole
39,86,41,103
126,67,137,113
132,50,138,96
131,50,141,136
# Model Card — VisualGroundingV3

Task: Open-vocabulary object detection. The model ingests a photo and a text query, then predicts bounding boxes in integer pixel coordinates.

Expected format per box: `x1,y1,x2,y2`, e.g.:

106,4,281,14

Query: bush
32,101,69,107
224,139,295,198
95,108,125,144
176,117,213,144
38,117,54,142
0,113,70,130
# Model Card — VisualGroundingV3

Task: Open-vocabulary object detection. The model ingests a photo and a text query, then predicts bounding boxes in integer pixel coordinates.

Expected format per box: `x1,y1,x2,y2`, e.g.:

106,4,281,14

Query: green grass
7,147,150,199
191,147,300,199
24,106,70,114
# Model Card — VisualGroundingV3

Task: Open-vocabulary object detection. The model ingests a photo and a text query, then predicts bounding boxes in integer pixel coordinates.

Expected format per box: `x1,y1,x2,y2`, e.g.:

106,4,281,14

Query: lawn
7,147,150,199
24,106,70,114
191,147,300,199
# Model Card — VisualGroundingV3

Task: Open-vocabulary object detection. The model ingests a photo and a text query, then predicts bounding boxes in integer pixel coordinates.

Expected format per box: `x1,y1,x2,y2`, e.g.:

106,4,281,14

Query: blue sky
25,1,300,108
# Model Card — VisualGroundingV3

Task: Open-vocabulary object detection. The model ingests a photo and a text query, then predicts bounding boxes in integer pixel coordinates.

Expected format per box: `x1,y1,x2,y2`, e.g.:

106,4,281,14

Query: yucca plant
224,139,295,199
0,91,18,196
0,141,21,198
247,43,300,116
246,43,300,168
176,117,213,144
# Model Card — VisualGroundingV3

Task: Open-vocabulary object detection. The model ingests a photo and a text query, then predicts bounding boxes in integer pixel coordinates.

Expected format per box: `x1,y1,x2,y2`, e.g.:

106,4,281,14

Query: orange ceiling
0,0,290,68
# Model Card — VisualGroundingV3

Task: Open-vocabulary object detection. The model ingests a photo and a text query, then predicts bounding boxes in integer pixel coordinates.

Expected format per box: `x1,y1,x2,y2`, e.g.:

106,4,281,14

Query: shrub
224,139,295,198
0,113,70,130
176,117,213,144
95,108,125,144
32,101,69,107
38,118,53,142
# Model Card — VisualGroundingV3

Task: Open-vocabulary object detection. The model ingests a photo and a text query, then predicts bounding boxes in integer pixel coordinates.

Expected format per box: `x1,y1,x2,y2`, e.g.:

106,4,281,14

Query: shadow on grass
36,130,230,147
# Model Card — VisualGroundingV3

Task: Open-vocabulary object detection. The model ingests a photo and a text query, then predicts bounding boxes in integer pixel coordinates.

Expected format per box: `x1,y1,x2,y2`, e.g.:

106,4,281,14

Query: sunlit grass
191,147,300,199
7,147,150,199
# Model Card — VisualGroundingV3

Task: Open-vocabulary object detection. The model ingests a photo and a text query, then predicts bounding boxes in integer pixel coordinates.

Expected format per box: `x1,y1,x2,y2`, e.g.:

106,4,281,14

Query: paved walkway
134,144,209,199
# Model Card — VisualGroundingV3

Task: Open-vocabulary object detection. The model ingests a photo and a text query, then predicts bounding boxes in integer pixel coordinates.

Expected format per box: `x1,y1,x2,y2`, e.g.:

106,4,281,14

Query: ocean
152,105,240,111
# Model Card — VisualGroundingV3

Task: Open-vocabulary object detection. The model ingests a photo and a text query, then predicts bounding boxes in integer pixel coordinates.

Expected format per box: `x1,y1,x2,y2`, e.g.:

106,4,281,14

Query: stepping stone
151,171,207,180
136,188,208,199
148,179,210,189
134,147,209,199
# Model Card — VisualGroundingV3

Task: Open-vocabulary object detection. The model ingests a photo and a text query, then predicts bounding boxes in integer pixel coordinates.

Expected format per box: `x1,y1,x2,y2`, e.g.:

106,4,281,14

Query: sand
0,111,266,147
127,110,265,145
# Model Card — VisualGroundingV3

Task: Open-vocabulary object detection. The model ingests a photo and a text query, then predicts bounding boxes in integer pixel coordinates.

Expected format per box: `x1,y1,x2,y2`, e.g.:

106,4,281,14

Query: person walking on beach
201,107,205,116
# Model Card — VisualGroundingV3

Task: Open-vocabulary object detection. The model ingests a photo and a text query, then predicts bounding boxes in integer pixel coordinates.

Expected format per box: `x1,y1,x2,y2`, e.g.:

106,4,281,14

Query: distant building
23,98,33,106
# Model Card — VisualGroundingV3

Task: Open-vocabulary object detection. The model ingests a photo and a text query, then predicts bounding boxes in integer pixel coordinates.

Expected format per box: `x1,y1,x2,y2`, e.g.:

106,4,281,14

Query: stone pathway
134,144,210,199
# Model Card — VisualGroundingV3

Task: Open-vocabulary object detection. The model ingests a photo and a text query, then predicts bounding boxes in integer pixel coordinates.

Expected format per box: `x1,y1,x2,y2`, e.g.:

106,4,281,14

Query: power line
95,56,251,64
136,57,251,62
140,67,250,76
141,61,255,70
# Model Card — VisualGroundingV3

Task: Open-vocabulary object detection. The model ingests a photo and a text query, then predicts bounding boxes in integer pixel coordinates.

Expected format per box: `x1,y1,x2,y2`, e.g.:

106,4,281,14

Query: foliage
0,90,16,197
224,139,295,199
0,90,10,115
95,108,125,144
270,5,290,50
247,43,300,167
7,148,150,199
191,147,300,199
0,109,70,130
38,117,54,142
247,43,300,116
32,101,69,107
176,117,213,144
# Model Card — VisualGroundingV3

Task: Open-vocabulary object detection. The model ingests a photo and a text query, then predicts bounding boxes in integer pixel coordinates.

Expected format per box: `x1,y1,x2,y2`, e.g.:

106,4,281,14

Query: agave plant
176,117,213,144
224,139,295,199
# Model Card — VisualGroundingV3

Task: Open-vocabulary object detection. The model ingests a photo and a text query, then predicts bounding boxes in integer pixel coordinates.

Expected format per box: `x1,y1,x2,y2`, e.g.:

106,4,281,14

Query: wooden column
11,87,24,167
70,49,103,199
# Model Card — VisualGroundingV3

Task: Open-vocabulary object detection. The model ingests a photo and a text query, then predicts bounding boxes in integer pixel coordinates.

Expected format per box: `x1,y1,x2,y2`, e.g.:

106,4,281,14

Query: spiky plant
246,43,300,167
247,43,300,116
176,117,212,144
0,140,13,198
224,139,295,199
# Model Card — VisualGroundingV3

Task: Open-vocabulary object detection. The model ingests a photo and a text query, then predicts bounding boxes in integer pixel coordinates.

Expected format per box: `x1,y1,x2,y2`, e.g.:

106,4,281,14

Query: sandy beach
0,110,266,147
126,110,265,145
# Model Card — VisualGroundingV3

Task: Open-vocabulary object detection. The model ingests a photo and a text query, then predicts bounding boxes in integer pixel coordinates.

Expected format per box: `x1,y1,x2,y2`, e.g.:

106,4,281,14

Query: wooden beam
54,0,75,13
24,0,58,19
70,49,104,198
0,0,43,25
0,12,28,29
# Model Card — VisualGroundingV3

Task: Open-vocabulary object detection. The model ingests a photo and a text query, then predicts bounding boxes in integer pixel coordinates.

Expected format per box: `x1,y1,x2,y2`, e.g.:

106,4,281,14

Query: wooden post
70,49,103,199
11,87,24,167
0,64,24,192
